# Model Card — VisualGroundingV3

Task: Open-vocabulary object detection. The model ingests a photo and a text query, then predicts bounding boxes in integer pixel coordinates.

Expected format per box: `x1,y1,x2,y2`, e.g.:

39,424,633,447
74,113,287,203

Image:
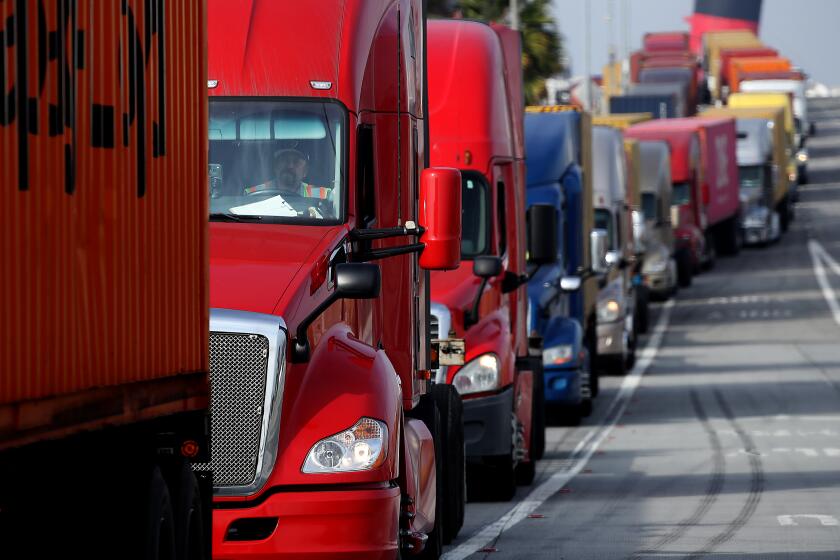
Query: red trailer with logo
0,1,211,558
426,20,554,502
205,1,464,557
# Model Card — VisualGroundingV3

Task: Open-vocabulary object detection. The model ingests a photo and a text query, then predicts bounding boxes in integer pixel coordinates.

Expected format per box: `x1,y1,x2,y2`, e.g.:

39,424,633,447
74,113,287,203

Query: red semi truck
426,20,554,501
626,117,741,281
0,2,211,558
205,1,464,557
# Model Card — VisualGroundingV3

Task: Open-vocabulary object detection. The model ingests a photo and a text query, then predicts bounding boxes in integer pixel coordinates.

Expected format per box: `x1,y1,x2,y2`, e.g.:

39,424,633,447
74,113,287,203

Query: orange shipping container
0,0,208,448
728,57,792,94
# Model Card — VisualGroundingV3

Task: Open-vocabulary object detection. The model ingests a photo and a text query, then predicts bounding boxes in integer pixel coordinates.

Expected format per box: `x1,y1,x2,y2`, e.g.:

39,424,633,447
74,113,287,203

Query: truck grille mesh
194,332,270,487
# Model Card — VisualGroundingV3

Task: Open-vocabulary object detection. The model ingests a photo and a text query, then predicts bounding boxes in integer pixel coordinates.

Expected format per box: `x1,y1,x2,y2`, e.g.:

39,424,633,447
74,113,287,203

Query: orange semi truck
0,2,211,558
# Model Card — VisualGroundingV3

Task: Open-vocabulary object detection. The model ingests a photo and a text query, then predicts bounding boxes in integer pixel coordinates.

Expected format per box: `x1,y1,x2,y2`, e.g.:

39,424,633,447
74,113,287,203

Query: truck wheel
677,251,692,288
636,285,650,335
171,461,207,560
430,384,464,544
530,357,547,461
780,198,790,233
585,326,600,398
143,467,177,560
625,330,637,372
720,218,741,256
703,233,716,270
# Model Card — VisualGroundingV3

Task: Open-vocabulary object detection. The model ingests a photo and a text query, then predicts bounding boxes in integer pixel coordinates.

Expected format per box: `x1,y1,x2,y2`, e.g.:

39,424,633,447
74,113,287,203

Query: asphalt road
444,98,840,560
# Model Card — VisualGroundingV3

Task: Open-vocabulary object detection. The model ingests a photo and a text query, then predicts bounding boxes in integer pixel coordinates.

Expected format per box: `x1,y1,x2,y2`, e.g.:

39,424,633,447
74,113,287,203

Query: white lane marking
778,514,840,527
808,239,840,327
442,299,675,560
825,448,840,457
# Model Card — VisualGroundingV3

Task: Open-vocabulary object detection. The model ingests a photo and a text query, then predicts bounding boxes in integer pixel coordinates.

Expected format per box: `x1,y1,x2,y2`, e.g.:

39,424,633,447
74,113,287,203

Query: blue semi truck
524,107,602,422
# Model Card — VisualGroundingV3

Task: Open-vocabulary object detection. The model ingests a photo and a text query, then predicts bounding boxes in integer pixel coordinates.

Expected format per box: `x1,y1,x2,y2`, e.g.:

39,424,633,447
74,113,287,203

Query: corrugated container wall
0,2,208,405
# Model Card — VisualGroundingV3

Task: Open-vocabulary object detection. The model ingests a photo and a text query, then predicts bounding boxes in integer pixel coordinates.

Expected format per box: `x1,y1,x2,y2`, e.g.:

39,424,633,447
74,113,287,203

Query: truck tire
430,384,465,544
703,233,716,270
780,197,790,233
586,323,600,398
717,218,741,256
635,285,650,335
677,250,693,288
529,357,547,461
143,467,177,560
171,461,207,560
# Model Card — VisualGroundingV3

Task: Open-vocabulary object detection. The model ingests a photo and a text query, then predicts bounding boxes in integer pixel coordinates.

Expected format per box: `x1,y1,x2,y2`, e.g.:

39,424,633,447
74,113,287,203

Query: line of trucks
0,2,813,559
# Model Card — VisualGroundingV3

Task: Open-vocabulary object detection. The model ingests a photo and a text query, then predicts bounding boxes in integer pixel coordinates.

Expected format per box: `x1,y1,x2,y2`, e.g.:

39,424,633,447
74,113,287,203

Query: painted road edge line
443,298,676,560
808,239,840,327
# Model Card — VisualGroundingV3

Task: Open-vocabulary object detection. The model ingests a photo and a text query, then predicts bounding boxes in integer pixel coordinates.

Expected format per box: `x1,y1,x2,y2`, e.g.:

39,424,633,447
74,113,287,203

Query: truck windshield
594,209,616,250
461,173,490,258
672,182,691,206
208,99,346,224
739,165,763,192
641,193,659,221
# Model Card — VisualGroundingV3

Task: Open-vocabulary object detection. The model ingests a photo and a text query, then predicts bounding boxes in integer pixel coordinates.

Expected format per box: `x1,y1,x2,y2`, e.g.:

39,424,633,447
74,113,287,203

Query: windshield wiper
210,213,264,222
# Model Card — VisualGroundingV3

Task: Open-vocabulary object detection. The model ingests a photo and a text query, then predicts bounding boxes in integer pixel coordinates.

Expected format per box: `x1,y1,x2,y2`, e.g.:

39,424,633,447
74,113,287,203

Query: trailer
0,2,211,558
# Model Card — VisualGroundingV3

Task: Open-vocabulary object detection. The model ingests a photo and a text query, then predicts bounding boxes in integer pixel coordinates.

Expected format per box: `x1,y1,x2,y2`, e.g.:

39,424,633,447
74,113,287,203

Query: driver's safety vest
244,181,331,199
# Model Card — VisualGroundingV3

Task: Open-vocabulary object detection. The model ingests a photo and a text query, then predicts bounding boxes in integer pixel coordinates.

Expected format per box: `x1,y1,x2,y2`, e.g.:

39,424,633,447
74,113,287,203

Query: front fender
269,323,402,488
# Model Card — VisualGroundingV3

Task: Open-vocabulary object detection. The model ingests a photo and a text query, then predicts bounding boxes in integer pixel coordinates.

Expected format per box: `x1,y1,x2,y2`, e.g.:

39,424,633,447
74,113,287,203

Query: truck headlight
453,353,499,395
597,299,622,323
302,418,388,473
543,345,574,366
796,150,809,163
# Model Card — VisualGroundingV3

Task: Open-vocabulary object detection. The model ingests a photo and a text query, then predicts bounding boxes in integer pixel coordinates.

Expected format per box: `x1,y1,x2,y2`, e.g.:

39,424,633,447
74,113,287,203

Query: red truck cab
206,1,463,557
625,122,705,287
426,20,554,501
627,117,741,280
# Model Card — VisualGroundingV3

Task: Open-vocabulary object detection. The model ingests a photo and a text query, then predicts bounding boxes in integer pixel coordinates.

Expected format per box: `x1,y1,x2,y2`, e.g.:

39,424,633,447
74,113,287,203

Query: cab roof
524,111,579,186
624,119,702,182
207,0,416,114
428,19,518,170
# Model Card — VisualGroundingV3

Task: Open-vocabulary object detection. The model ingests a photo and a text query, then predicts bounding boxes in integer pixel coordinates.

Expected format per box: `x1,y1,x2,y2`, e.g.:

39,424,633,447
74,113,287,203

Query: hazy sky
552,0,840,86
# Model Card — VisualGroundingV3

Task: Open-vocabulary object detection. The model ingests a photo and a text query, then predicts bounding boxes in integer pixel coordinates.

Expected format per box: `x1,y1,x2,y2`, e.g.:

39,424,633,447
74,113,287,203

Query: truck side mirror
670,206,681,229
294,262,382,362
560,276,582,292
526,204,558,265
473,256,502,279
419,167,462,270
335,263,381,299
590,229,609,274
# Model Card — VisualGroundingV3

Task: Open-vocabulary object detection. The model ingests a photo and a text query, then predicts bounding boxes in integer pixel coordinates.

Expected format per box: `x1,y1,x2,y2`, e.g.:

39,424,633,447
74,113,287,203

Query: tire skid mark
630,390,726,558
684,390,765,559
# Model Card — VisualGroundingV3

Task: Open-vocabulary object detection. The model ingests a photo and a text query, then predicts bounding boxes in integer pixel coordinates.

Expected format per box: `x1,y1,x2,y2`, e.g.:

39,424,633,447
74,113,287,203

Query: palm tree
428,0,565,104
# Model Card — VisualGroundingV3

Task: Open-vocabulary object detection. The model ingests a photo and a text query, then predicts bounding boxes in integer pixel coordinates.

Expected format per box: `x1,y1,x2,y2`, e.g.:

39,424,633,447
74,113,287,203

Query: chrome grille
195,332,270,487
